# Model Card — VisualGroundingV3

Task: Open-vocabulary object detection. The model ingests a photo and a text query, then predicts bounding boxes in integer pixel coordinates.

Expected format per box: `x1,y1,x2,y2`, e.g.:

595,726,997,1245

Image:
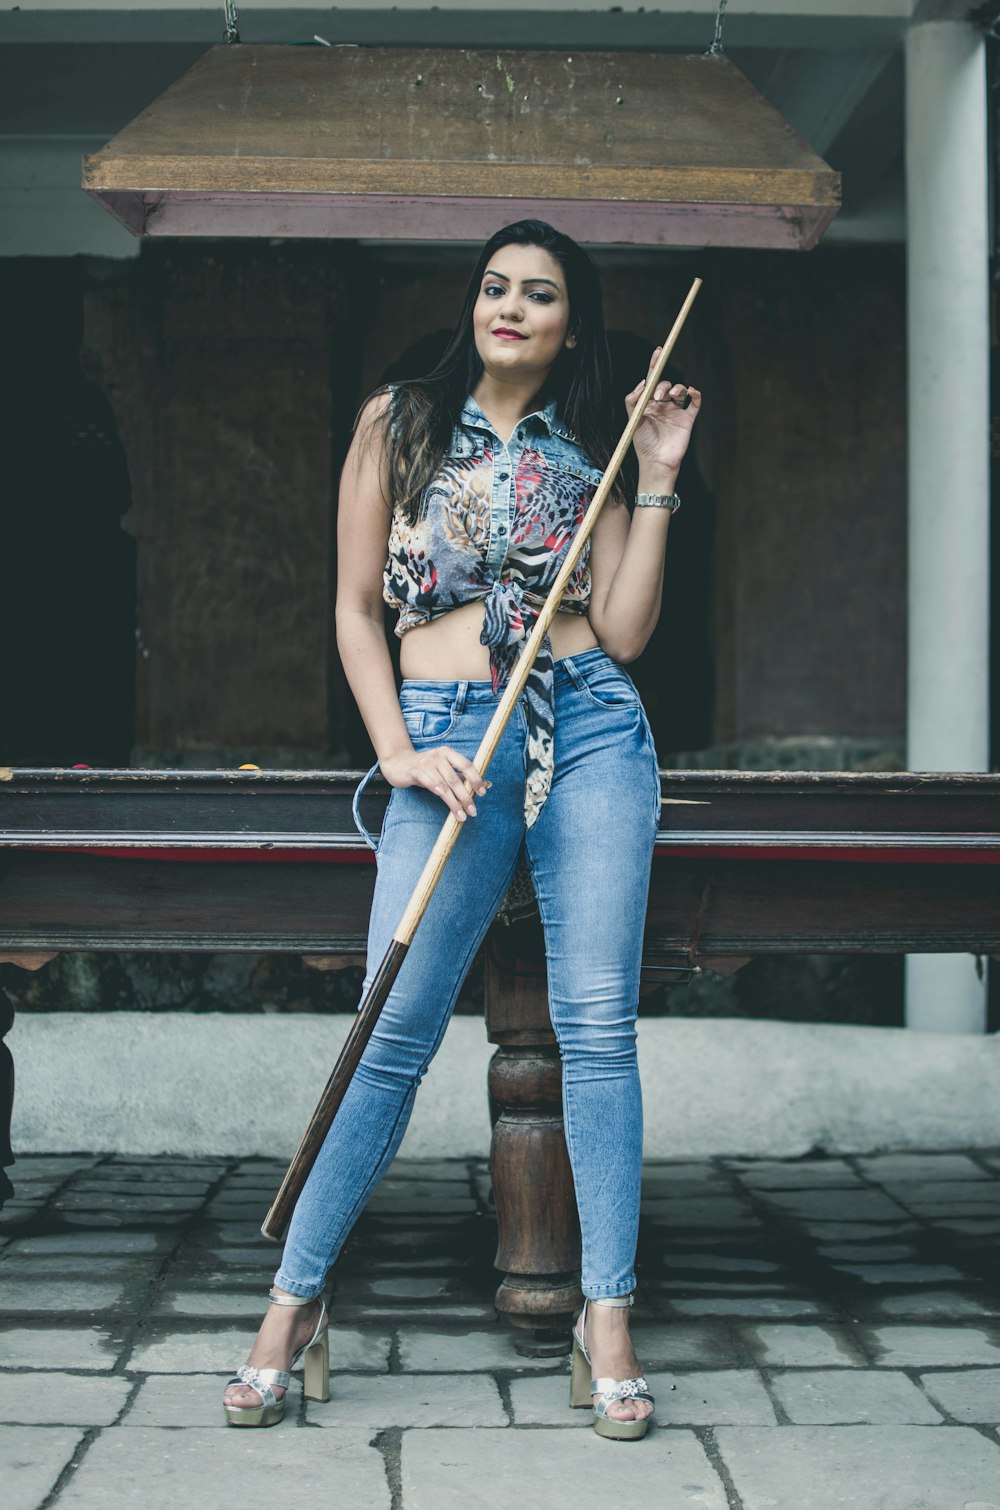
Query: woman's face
471,243,576,382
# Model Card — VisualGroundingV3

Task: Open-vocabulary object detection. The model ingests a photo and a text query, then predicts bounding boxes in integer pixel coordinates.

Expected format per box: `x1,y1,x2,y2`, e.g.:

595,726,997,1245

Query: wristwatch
635,492,681,512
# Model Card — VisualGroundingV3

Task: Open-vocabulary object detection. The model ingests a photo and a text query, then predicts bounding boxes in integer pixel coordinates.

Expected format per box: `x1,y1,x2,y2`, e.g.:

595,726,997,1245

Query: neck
472,370,549,440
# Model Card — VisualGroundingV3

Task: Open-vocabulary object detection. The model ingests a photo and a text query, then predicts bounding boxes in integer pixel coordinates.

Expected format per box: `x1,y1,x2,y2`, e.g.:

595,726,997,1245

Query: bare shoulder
353,387,393,444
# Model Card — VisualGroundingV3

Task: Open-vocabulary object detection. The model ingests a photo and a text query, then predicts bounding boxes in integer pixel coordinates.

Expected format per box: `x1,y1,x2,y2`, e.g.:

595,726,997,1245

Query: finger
444,751,490,797
645,345,663,379
444,763,478,817
429,753,481,817
426,770,470,821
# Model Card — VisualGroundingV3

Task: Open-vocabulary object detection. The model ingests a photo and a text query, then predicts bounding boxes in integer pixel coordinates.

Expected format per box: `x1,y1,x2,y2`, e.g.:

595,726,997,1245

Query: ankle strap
268,1286,320,1307
587,1293,634,1309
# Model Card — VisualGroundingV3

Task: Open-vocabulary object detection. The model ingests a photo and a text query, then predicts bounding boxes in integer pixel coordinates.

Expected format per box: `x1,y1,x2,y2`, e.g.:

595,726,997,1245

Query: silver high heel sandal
224,1287,330,1427
570,1294,654,1441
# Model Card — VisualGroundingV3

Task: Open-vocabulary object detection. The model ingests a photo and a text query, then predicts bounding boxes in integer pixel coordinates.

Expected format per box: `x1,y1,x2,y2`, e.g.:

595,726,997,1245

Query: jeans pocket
399,694,457,742
402,708,456,742
578,662,640,712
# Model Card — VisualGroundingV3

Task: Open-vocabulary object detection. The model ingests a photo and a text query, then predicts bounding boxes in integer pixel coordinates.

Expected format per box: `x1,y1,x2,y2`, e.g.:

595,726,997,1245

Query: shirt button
498,471,509,481
497,526,507,536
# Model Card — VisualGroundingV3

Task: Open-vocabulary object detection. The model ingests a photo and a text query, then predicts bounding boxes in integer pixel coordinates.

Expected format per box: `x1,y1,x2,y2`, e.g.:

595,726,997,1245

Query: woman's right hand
379,747,490,822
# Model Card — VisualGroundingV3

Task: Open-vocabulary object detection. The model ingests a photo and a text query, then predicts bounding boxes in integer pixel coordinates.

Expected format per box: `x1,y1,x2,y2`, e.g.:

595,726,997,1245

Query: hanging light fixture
82,3,839,250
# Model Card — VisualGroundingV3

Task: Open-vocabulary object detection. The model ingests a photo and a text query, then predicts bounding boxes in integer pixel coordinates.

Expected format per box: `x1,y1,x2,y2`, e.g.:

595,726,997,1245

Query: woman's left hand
625,346,702,476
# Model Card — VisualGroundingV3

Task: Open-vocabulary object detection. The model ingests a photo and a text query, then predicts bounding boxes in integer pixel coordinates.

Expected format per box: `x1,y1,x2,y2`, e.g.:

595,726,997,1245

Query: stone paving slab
1,1425,85,1510
644,1159,731,1180
631,1320,745,1368
149,1288,273,1318
868,1290,998,1320
348,1302,497,1324
917,1367,1000,1423
398,1328,567,1372
0,1280,128,1313
661,1250,785,1273
124,1372,266,1427
714,1424,1000,1509
55,1426,391,1510
767,1368,944,1424
932,1217,1000,1236
401,1426,729,1509
1,1328,121,1371
52,1194,204,1214
755,1189,910,1222
203,1203,280,1220
0,1255,151,1278
194,1246,278,1267
828,1262,967,1285
739,1323,869,1367
733,1161,865,1189
668,1297,824,1318
861,1324,1000,1367
305,1373,507,1428
129,1325,391,1374
857,1153,995,1182
816,1241,917,1260
5,1233,164,1257
374,1160,472,1182
0,1372,132,1426
882,1179,1000,1205
640,1196,759,1225
511,1368,776,1426
798,1221,924,1241
69,1181,212,1198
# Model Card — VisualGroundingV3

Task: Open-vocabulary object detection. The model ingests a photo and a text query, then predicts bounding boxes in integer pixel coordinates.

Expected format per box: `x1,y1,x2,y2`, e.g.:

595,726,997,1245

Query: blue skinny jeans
274,647,660,1301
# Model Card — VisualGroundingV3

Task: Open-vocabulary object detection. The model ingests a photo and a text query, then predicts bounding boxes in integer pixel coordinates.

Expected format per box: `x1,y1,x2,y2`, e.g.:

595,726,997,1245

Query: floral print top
383,391,605,826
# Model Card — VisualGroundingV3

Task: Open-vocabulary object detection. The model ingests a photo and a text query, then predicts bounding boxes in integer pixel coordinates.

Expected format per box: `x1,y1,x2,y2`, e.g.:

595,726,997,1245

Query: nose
498,293,523,322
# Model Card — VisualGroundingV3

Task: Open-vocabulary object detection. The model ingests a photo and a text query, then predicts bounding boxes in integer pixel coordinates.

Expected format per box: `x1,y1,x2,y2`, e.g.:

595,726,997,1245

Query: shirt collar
459,394,561,438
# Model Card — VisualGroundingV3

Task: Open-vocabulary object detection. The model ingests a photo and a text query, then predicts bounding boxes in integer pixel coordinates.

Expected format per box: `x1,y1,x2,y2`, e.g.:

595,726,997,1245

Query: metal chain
223,0,241,44
706,0,729,56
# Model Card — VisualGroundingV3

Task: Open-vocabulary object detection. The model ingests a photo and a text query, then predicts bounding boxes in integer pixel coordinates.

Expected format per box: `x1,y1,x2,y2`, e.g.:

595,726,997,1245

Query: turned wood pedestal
485,918,582,1357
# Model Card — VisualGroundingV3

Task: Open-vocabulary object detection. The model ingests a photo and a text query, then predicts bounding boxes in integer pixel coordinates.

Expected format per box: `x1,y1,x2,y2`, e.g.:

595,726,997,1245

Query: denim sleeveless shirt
383,392,605,826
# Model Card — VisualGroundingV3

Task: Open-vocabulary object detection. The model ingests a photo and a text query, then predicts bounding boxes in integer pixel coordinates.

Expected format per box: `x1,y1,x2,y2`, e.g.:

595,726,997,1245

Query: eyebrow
483,268,561,290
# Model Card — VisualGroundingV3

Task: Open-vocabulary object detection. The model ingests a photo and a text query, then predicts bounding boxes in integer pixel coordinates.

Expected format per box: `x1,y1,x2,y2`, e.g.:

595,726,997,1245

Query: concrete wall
11,1012,1000,1158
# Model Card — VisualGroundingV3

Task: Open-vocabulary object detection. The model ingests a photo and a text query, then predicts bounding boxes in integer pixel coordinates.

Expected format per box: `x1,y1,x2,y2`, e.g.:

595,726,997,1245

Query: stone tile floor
2,1149,1000,1508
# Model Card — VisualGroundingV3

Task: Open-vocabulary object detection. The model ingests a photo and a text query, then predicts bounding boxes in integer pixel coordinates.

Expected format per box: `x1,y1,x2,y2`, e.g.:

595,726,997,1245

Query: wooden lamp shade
82,45,840,249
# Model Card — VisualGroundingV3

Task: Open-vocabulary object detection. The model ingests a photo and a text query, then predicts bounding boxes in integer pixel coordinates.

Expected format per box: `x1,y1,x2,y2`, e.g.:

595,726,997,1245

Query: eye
483,282,506,297
528,291,554,303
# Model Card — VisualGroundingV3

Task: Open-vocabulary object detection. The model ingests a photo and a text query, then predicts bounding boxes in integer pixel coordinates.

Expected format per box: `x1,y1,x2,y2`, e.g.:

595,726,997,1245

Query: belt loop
455,680,468,714
352,761,383,852
560,653,585,691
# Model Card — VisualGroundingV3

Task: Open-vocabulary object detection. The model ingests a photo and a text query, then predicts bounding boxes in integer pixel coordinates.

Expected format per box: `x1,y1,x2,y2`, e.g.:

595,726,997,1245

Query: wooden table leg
485,918,582,1356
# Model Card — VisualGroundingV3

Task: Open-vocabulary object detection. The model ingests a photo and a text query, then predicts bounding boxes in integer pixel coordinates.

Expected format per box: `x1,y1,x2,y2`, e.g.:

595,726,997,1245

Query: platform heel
569,1295,654,1442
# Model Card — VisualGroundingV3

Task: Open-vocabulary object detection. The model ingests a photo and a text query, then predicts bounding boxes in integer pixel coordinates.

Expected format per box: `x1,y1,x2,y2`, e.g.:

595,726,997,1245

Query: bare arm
335,394,488,822
588,350,702,663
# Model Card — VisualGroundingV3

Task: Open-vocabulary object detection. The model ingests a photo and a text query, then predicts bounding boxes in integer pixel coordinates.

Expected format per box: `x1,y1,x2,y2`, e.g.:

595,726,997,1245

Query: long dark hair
371,220,626,523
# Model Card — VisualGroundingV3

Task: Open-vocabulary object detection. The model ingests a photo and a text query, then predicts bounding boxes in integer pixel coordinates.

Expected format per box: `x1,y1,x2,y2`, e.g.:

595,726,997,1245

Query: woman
224,220,701,1441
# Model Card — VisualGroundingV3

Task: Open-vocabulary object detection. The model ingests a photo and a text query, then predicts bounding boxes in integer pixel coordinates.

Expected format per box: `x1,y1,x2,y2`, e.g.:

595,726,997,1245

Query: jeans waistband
400,646,612,704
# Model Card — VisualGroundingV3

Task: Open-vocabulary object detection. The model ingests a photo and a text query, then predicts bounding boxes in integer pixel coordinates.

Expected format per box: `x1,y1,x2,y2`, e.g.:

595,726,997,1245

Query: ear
565,329,578,350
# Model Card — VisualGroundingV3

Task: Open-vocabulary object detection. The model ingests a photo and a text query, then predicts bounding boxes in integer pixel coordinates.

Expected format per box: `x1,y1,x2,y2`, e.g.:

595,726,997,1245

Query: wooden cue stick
261,276,702,1242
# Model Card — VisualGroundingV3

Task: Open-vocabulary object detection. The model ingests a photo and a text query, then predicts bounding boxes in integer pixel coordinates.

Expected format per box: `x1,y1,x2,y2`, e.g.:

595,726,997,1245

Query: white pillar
905,19,990,1033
